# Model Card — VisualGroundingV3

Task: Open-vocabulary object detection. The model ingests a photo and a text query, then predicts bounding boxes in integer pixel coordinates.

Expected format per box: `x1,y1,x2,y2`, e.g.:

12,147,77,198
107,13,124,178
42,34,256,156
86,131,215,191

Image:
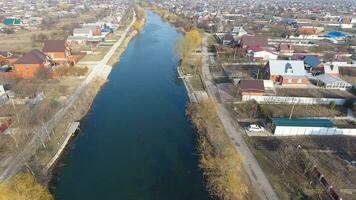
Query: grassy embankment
188,100,251,200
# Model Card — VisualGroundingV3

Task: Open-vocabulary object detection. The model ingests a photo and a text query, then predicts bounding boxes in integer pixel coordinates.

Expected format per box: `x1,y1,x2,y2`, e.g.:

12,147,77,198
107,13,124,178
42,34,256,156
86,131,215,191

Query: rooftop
272,118,335,127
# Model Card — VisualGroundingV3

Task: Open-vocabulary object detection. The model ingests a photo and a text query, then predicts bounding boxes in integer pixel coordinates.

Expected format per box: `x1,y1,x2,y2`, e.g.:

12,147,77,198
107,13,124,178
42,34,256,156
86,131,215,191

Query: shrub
329,101,336,110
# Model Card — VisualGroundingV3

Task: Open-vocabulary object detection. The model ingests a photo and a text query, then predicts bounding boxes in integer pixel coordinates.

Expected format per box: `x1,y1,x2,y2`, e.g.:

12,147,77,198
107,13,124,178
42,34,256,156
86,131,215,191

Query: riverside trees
0,173,53,200
176,29,202,75
188,100,249,200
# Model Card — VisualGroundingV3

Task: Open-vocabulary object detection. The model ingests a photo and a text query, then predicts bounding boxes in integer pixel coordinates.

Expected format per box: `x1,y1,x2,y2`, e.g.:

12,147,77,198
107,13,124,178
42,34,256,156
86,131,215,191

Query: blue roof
272,118,334,127
323,31,347,38
304,55,321,68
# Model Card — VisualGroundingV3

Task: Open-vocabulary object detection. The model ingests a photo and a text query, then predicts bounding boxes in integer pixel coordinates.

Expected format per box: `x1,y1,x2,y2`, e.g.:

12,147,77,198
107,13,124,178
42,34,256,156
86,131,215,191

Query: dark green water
52,11,211,200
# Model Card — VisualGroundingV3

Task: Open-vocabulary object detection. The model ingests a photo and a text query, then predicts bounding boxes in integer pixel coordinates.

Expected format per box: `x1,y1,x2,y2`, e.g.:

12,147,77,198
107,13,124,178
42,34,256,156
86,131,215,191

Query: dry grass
80,46,111,62
246,136,356,200
54,66,88,77
188,100,251,200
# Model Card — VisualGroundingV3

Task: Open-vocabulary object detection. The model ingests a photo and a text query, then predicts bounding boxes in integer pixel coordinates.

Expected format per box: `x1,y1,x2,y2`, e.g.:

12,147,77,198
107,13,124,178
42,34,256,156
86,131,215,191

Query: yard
276,88,355,99
225,101,348,125
80,46,112,62
245,136,356,200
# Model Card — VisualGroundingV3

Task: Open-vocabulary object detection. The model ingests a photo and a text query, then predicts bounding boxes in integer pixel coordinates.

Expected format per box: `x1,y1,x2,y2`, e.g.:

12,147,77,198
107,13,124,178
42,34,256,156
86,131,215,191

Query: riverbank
22,11,143,187
159,8,253,199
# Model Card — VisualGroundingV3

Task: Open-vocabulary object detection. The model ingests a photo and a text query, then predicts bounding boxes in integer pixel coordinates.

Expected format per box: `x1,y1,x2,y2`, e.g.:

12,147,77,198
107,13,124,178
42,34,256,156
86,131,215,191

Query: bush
329,101,336,110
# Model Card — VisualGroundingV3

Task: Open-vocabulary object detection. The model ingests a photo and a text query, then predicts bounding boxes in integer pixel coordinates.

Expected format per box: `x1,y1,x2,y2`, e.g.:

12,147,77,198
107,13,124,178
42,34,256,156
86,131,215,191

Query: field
80,46,112,62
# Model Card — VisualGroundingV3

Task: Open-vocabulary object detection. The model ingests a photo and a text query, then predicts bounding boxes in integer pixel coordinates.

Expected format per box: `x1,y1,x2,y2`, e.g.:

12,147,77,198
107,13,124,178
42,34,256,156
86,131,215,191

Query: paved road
0,12,137,181
200,34,279,200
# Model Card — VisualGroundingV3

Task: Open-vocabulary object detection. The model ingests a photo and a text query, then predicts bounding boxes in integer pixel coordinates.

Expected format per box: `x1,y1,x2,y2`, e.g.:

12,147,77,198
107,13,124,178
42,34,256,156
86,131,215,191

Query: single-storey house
248,47,277,62
43,40,70,64
238,79,265,96
13,50,51,78
239,35,268,49
264,60,309,86
222,34,234,46
67,35,87,47
73,28,93,38
278,43,294,55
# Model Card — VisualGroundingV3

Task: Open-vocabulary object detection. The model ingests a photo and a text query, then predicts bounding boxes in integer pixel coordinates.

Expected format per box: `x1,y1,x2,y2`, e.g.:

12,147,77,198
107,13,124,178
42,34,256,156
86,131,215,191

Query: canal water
52,11,211,200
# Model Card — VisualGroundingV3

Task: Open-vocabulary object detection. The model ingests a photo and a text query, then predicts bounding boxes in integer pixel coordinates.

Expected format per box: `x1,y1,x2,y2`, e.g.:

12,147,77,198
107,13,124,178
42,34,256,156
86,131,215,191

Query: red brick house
264,60,309,86
42,40,71,64
13,50,51,79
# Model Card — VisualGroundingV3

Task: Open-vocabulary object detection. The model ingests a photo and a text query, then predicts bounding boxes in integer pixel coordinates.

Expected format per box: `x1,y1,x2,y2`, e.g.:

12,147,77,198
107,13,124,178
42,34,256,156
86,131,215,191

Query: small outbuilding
238,79,265,96
272,118,335,136
314,74,352,89
304,55,321,68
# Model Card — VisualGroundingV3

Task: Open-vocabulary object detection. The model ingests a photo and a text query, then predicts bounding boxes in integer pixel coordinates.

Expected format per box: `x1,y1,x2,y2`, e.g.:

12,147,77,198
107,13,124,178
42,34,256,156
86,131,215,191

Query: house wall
45,52,67,63
242,95,346,105
281,77,309,86
274,126,356,136
241,91,264,96
13,63,44,78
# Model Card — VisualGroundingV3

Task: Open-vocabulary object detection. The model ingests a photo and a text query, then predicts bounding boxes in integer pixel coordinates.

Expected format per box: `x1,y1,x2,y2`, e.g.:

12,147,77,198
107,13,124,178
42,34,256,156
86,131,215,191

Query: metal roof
268,60,307,76
272,118,335,127
315,74,352,86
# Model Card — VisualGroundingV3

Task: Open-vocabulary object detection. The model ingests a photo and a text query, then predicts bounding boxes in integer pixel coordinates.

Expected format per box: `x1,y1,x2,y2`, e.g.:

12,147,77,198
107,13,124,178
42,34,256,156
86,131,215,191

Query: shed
314,74,352,89
304,55,321,68
239,80,265,96
272,118,336,136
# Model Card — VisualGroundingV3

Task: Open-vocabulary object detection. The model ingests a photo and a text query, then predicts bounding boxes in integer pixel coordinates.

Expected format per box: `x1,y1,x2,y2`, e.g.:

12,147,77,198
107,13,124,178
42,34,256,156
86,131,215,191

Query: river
51,11,211,200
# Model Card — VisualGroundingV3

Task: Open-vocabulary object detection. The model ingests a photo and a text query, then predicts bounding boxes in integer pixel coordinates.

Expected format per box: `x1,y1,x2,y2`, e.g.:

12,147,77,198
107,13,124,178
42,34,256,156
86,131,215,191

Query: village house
13,50,52,79
239,35,268,49
264,60,309,86
73,28,93,38
42,40,70,64
278,43,294,55
248,47,278,62
0,51,17,66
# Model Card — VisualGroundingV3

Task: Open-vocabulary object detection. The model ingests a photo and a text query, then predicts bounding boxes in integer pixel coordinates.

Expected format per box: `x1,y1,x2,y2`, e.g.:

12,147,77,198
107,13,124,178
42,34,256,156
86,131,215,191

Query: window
285,63,293,74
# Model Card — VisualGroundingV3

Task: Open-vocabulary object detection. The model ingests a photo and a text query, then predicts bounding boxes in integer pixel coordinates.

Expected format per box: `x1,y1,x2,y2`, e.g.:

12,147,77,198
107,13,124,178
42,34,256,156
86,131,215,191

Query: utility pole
289,103,295,119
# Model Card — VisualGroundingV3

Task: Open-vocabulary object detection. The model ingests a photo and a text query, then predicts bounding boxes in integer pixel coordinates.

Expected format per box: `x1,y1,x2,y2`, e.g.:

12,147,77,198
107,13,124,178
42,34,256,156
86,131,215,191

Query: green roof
3,18,22,26
272,118,334,128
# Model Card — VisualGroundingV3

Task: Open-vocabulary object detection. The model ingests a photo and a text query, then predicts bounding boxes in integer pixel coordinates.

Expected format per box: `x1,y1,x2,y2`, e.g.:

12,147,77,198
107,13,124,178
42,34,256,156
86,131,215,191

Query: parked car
246,124,265,132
